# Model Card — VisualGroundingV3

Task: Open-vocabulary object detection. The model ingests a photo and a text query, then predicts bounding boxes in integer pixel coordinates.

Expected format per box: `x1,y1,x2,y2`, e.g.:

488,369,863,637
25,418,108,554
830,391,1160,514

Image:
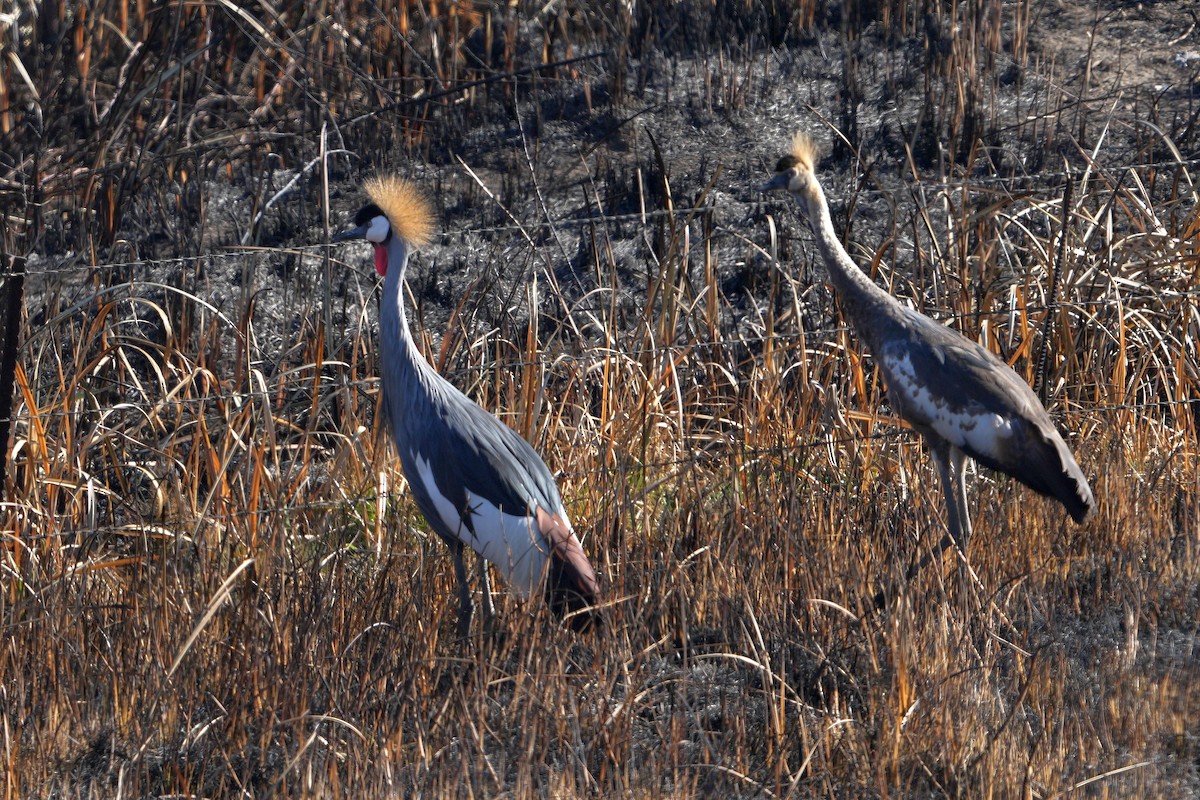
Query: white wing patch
412,455,463,536
882,350,1014,460
413,456,551,596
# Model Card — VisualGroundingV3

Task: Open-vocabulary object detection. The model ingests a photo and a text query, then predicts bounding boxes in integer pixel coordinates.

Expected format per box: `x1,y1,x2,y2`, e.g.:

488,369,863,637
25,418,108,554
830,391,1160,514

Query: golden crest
364,175,435,247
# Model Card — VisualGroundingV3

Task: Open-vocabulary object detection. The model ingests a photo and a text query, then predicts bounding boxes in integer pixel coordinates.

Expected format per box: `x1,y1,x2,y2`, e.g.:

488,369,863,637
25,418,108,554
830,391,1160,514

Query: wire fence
8,182,1196,344
2,149,1197,533
1,301,1196,429
11,149,1200,280
2,376,1192,435
1,306,1194,431
3,264,1195,426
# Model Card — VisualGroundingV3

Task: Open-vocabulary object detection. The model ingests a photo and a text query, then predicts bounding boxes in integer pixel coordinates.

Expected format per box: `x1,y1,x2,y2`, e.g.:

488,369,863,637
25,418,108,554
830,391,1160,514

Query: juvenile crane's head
332,176,434,277
760,132,820,216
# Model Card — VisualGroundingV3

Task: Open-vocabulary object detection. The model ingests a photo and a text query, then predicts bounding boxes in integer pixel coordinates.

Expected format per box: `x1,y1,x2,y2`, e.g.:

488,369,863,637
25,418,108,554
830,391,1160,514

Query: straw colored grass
2,0,1197,797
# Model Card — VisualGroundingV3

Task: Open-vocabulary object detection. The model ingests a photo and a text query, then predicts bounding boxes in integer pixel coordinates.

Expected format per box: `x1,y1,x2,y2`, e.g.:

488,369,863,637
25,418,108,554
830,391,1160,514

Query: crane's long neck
378,238,438,410
802,179,900,347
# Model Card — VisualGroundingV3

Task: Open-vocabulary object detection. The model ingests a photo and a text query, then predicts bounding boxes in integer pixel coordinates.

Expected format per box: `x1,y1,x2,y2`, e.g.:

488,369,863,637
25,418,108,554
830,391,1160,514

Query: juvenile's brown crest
364,175,434,247
789,132,818,173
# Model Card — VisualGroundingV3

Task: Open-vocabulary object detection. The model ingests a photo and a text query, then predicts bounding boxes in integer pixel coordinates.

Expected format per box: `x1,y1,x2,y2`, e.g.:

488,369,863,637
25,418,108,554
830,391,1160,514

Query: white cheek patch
365,215,391,243
883,351,1014,461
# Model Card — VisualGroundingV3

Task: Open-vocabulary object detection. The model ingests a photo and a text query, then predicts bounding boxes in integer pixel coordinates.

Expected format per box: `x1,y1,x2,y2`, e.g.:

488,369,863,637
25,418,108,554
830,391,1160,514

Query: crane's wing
433,395,565,516
394,382,600,611
877,317,1094,522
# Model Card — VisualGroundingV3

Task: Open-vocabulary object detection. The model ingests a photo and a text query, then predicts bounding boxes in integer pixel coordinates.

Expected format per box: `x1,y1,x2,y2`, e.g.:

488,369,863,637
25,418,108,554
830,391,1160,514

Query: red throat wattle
373,244,387,276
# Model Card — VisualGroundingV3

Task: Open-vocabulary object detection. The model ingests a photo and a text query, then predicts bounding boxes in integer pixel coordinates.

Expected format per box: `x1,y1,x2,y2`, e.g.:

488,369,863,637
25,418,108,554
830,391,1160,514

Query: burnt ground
15,0,1198,455
16,0,1199,343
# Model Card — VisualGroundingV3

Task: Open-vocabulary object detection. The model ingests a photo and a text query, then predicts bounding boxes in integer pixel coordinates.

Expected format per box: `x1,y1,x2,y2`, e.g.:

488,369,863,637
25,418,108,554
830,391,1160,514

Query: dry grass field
1,0,1198,796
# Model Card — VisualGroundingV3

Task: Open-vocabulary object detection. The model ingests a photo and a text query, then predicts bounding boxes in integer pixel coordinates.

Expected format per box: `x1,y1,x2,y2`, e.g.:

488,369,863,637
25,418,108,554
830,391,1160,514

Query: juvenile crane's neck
802,179,899,344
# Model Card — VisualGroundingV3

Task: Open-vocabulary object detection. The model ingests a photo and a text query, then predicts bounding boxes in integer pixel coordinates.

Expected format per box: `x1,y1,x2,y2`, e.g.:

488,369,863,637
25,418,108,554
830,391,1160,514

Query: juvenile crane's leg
936,442,988,603
450,540,474,637
872,439,961,610
895,438,968,583
932,440,969,558
948,446,973,552
870,440,983,611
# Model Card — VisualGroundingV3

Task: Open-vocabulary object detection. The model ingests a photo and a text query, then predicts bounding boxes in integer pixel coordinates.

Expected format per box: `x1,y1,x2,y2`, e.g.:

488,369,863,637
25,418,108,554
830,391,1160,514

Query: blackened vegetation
1,0,1198,797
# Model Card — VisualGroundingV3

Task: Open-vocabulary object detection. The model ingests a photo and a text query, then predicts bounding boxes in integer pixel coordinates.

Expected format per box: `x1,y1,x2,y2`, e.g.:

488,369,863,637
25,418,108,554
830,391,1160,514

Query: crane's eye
774,155,799,173
365,215,391,243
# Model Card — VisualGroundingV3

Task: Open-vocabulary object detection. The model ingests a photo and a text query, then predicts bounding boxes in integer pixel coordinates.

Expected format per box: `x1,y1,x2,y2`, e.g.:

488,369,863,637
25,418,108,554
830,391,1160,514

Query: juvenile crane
333,176,600,634
761,134,1095,589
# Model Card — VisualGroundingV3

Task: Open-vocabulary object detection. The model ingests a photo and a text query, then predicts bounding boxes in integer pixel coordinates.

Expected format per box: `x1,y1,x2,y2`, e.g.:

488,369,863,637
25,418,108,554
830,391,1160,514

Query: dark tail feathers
536,507,602,632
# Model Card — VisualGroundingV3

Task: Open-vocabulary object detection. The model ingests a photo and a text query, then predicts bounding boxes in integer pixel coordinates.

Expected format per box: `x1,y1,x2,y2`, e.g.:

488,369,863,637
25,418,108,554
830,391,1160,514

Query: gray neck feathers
804,180,901,347
378,237,442,418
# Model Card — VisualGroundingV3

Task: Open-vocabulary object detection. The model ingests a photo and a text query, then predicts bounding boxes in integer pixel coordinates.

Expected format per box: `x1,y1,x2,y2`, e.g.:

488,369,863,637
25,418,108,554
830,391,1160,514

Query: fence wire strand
3,141,1196,543
8,147,1200,279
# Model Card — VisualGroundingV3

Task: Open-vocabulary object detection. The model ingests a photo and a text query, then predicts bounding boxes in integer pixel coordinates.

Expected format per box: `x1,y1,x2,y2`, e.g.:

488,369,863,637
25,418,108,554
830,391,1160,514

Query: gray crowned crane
333,176,600,634
761,134,1095,592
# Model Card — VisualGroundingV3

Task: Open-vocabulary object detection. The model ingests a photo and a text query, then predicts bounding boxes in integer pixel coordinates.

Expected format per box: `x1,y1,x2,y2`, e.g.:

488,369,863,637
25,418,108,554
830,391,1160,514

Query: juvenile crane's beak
332,224,369,243
760,173,789,193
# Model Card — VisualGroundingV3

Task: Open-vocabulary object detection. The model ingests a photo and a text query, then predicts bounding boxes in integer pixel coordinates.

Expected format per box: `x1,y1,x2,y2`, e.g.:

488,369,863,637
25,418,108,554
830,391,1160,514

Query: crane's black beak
332,224,369,243
760,173,789,193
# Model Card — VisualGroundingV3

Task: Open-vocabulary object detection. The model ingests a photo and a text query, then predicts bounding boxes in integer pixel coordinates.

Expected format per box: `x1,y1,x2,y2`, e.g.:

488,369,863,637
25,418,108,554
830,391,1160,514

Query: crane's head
332,176,434,277
760,132,820,215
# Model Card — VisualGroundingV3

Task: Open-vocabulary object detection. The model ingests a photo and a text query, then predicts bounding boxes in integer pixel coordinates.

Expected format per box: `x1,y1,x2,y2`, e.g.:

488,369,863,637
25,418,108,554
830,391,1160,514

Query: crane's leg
871,441,987,613
937,443,991,607
897,439,967,582
932,440,968,557
450,540,474,638
949,446,973,552
878,438,969,614
954,445,994,590
477,553,496,624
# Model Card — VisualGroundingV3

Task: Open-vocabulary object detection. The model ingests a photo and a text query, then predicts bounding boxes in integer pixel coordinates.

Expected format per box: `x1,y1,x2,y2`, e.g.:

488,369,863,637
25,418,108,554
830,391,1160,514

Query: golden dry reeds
1,0,1198,797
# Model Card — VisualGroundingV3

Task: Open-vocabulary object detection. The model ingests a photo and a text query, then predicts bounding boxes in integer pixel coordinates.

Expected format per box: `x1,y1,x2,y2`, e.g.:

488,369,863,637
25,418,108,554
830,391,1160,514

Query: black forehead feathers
774,154,800,173
353,202,387,227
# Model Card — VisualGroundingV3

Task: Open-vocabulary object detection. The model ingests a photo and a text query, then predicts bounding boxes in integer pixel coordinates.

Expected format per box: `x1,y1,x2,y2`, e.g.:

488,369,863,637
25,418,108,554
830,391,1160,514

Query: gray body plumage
377,241,598,630
803,186,1093,524
763,142,1094,593
335,188,598,634
378,268,568,540
877,315,1092,522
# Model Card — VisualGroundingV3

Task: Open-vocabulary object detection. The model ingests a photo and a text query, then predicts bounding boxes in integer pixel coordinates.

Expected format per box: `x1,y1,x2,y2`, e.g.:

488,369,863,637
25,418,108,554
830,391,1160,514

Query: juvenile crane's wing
877,314,1094,523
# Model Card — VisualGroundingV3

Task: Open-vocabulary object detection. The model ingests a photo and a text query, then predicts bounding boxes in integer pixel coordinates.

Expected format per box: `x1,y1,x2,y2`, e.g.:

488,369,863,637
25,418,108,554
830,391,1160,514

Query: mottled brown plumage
762,132,1095,600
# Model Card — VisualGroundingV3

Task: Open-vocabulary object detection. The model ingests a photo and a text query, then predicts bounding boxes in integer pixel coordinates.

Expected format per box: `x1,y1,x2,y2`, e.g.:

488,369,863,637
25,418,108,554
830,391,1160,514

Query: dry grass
2,1,1199,797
